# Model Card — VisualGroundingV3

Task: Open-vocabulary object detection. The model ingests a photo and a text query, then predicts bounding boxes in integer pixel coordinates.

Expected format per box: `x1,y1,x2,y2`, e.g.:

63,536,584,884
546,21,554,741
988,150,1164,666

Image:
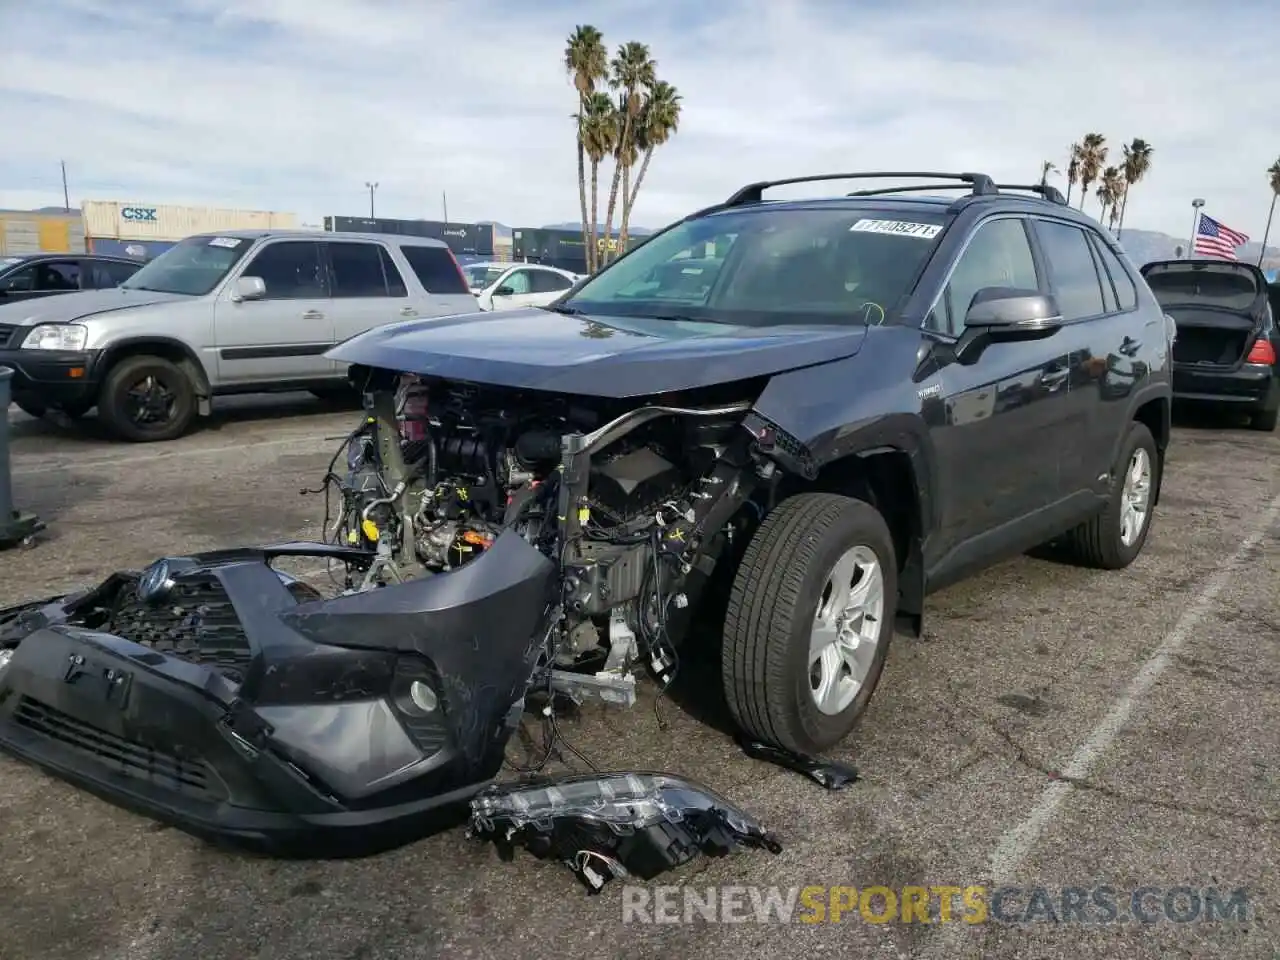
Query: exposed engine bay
322,367,775,710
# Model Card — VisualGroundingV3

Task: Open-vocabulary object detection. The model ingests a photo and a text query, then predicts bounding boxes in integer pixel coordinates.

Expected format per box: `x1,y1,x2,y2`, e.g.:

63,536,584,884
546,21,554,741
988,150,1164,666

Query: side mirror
231,275,267,302
955,287,1062,363
493,285,515,297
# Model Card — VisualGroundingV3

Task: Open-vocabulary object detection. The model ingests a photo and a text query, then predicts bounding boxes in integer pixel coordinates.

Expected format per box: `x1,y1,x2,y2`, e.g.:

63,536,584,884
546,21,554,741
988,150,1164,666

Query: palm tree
564,26,608,272
618,80,681,256
1116,138,1153,239
1065,143,1083,206
1039,160,1058,188
600,41,656,267
1077,133,1107,213
1259,157,1280,268
579,91,618,272
1096,166,1125,233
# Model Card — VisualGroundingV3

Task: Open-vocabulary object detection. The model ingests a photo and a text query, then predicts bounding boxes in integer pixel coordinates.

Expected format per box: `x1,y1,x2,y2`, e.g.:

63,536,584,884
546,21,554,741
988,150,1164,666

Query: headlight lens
22,323,88,351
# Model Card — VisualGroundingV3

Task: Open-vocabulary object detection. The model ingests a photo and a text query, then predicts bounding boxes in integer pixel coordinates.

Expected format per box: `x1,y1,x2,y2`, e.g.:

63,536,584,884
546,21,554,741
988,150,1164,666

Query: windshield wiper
544,303,585,315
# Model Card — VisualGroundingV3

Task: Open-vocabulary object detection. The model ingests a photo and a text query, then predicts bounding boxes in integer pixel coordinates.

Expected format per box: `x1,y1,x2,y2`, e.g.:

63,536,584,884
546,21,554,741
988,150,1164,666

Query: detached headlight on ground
22,323,88,351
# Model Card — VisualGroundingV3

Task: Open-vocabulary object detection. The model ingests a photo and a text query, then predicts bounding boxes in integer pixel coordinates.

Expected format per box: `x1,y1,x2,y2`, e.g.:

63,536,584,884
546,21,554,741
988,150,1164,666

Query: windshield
120,235,253,296
465,264,508,290
1144,263,1261,312
562,207,948,326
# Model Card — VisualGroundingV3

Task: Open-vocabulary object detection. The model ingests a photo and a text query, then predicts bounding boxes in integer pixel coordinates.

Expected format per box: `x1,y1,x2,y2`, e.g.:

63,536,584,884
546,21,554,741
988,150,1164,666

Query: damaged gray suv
0,172,1173,860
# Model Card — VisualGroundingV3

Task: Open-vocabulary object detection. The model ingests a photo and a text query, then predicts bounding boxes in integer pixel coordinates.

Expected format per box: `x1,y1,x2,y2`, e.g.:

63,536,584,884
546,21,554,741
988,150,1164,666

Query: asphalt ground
1,395,1277,960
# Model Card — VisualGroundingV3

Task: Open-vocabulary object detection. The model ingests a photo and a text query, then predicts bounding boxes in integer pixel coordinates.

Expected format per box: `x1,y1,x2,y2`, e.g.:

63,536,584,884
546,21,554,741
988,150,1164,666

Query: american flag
1193,213,1250,260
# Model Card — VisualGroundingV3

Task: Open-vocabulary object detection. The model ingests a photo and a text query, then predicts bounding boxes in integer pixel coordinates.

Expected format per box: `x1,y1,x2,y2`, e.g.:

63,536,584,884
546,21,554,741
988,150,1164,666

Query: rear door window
326,241,406,298
1034,220,1107,321
530,269,573,294
399,244,468,294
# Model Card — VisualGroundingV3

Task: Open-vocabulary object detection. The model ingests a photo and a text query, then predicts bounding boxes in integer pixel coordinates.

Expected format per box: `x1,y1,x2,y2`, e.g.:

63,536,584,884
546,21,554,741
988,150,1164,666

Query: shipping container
81,201,298,243
0,213,86,255
323,215,494,257
85,237,175,260
511,227,637,274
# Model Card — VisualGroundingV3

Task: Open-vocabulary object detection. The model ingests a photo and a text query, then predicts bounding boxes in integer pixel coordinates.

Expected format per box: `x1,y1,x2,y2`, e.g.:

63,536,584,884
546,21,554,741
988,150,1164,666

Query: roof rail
992,183,1068,205
724,172,998,207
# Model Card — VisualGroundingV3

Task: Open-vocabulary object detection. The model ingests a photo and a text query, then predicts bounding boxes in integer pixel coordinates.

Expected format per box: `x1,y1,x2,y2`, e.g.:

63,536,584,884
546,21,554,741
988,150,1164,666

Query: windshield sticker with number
849,219,941,239
208,237,242,248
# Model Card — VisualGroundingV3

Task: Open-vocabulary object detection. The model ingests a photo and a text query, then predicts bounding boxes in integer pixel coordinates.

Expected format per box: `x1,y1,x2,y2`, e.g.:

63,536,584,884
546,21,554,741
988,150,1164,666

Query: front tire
98,355,196,443
1063,420,1157,569
722,493,897,756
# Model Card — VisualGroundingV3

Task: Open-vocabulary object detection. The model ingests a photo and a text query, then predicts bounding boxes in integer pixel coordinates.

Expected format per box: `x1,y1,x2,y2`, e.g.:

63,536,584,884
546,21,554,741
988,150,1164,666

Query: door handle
399,307,418,317
1119,337,1140,357
1038,368,1069,388
302,309,325,320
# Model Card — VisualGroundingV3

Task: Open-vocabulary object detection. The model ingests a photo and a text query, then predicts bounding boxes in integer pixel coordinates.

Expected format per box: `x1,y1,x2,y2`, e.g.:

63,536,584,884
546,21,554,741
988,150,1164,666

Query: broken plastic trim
738,737,860,790
468,772,783,893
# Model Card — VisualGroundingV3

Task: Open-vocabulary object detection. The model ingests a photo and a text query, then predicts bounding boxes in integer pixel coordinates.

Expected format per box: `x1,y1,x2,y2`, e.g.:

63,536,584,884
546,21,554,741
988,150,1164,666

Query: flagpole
1187,198,1205,259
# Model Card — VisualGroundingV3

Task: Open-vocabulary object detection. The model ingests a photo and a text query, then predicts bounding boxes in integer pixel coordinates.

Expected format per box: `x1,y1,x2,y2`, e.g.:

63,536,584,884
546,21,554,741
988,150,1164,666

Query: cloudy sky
1,0,1275,241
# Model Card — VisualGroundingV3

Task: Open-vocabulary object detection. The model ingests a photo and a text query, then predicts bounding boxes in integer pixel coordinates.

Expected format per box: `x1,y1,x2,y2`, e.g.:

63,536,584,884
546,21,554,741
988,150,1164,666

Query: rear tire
98,355,196,443
1063,420,1157,569
722,493,897,756
1249,405,1278,432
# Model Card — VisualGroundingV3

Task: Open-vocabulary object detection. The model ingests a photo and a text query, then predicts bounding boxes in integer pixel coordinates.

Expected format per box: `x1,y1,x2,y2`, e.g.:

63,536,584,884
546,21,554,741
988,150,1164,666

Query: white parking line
986,490,1280,885
930,491,1280,957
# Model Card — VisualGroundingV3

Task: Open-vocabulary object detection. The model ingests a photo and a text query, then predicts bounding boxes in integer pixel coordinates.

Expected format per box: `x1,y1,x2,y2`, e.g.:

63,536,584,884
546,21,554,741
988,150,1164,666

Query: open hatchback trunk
1142,260,1272,369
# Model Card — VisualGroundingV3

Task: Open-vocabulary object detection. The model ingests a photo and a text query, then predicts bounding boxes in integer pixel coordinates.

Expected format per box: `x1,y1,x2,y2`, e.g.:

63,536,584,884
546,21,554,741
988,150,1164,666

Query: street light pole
365,181,379,219
1187,198,1205,259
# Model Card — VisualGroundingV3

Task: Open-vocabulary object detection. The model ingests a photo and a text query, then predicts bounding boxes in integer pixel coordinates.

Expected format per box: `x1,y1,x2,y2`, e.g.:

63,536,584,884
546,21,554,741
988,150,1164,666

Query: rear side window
399,244,467,294
1035,221,1106,321
1090,238,1138,311
326,242,406,298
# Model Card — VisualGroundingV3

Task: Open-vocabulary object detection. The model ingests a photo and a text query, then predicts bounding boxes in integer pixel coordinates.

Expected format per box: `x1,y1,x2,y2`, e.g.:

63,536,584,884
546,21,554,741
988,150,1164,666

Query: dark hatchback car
1141,259,1279,430
0,253,142,303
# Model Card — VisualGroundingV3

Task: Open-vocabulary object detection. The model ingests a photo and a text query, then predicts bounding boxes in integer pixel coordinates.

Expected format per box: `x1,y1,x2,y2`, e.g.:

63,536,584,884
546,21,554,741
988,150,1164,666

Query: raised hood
0,288,191,327
326,308,868,396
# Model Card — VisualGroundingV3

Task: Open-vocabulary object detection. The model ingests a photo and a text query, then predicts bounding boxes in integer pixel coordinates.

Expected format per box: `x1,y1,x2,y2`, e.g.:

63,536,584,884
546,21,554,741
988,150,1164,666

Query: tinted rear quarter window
1036,221,1106,320
1090,238,1138,311
530,269,572,294
399,244,467,294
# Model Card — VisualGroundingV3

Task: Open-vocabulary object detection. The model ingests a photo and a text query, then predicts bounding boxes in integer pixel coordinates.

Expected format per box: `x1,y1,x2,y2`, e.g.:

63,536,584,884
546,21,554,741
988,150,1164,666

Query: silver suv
0,230,479,441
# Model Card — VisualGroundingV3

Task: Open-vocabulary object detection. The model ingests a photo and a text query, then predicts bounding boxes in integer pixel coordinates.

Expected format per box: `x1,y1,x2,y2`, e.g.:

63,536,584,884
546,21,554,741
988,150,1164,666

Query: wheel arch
1127,389,1170,507
98,337,212,414
772,415,935,638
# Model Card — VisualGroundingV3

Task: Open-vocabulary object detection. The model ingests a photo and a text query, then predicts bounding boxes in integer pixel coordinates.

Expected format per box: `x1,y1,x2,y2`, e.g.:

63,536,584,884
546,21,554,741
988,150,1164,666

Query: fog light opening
408,680,438,714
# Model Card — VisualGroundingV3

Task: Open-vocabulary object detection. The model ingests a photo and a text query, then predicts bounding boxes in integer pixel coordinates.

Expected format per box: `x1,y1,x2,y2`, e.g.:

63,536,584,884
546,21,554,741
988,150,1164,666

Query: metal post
1259,193,1277,268
61,160,70,213
365,181,378,219
0,367,45,548
1188,198,1205,259
442,191,449,225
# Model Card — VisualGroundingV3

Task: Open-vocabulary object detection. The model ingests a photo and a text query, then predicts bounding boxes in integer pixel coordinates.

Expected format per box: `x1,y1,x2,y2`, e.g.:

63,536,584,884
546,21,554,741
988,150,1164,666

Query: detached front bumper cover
0,533,557,856
468,772,783,892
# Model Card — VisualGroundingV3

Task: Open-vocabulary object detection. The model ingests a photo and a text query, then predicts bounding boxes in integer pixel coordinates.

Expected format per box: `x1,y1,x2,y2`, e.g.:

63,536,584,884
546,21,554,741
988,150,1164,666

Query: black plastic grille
0,324,19,349
14,697,222,799
105,575,252,682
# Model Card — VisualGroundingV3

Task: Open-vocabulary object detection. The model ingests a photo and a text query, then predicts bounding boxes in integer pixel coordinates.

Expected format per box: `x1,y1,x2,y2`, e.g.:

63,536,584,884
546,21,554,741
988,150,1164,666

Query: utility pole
442,190,449,225
60,161,70,212
365,181,378,219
